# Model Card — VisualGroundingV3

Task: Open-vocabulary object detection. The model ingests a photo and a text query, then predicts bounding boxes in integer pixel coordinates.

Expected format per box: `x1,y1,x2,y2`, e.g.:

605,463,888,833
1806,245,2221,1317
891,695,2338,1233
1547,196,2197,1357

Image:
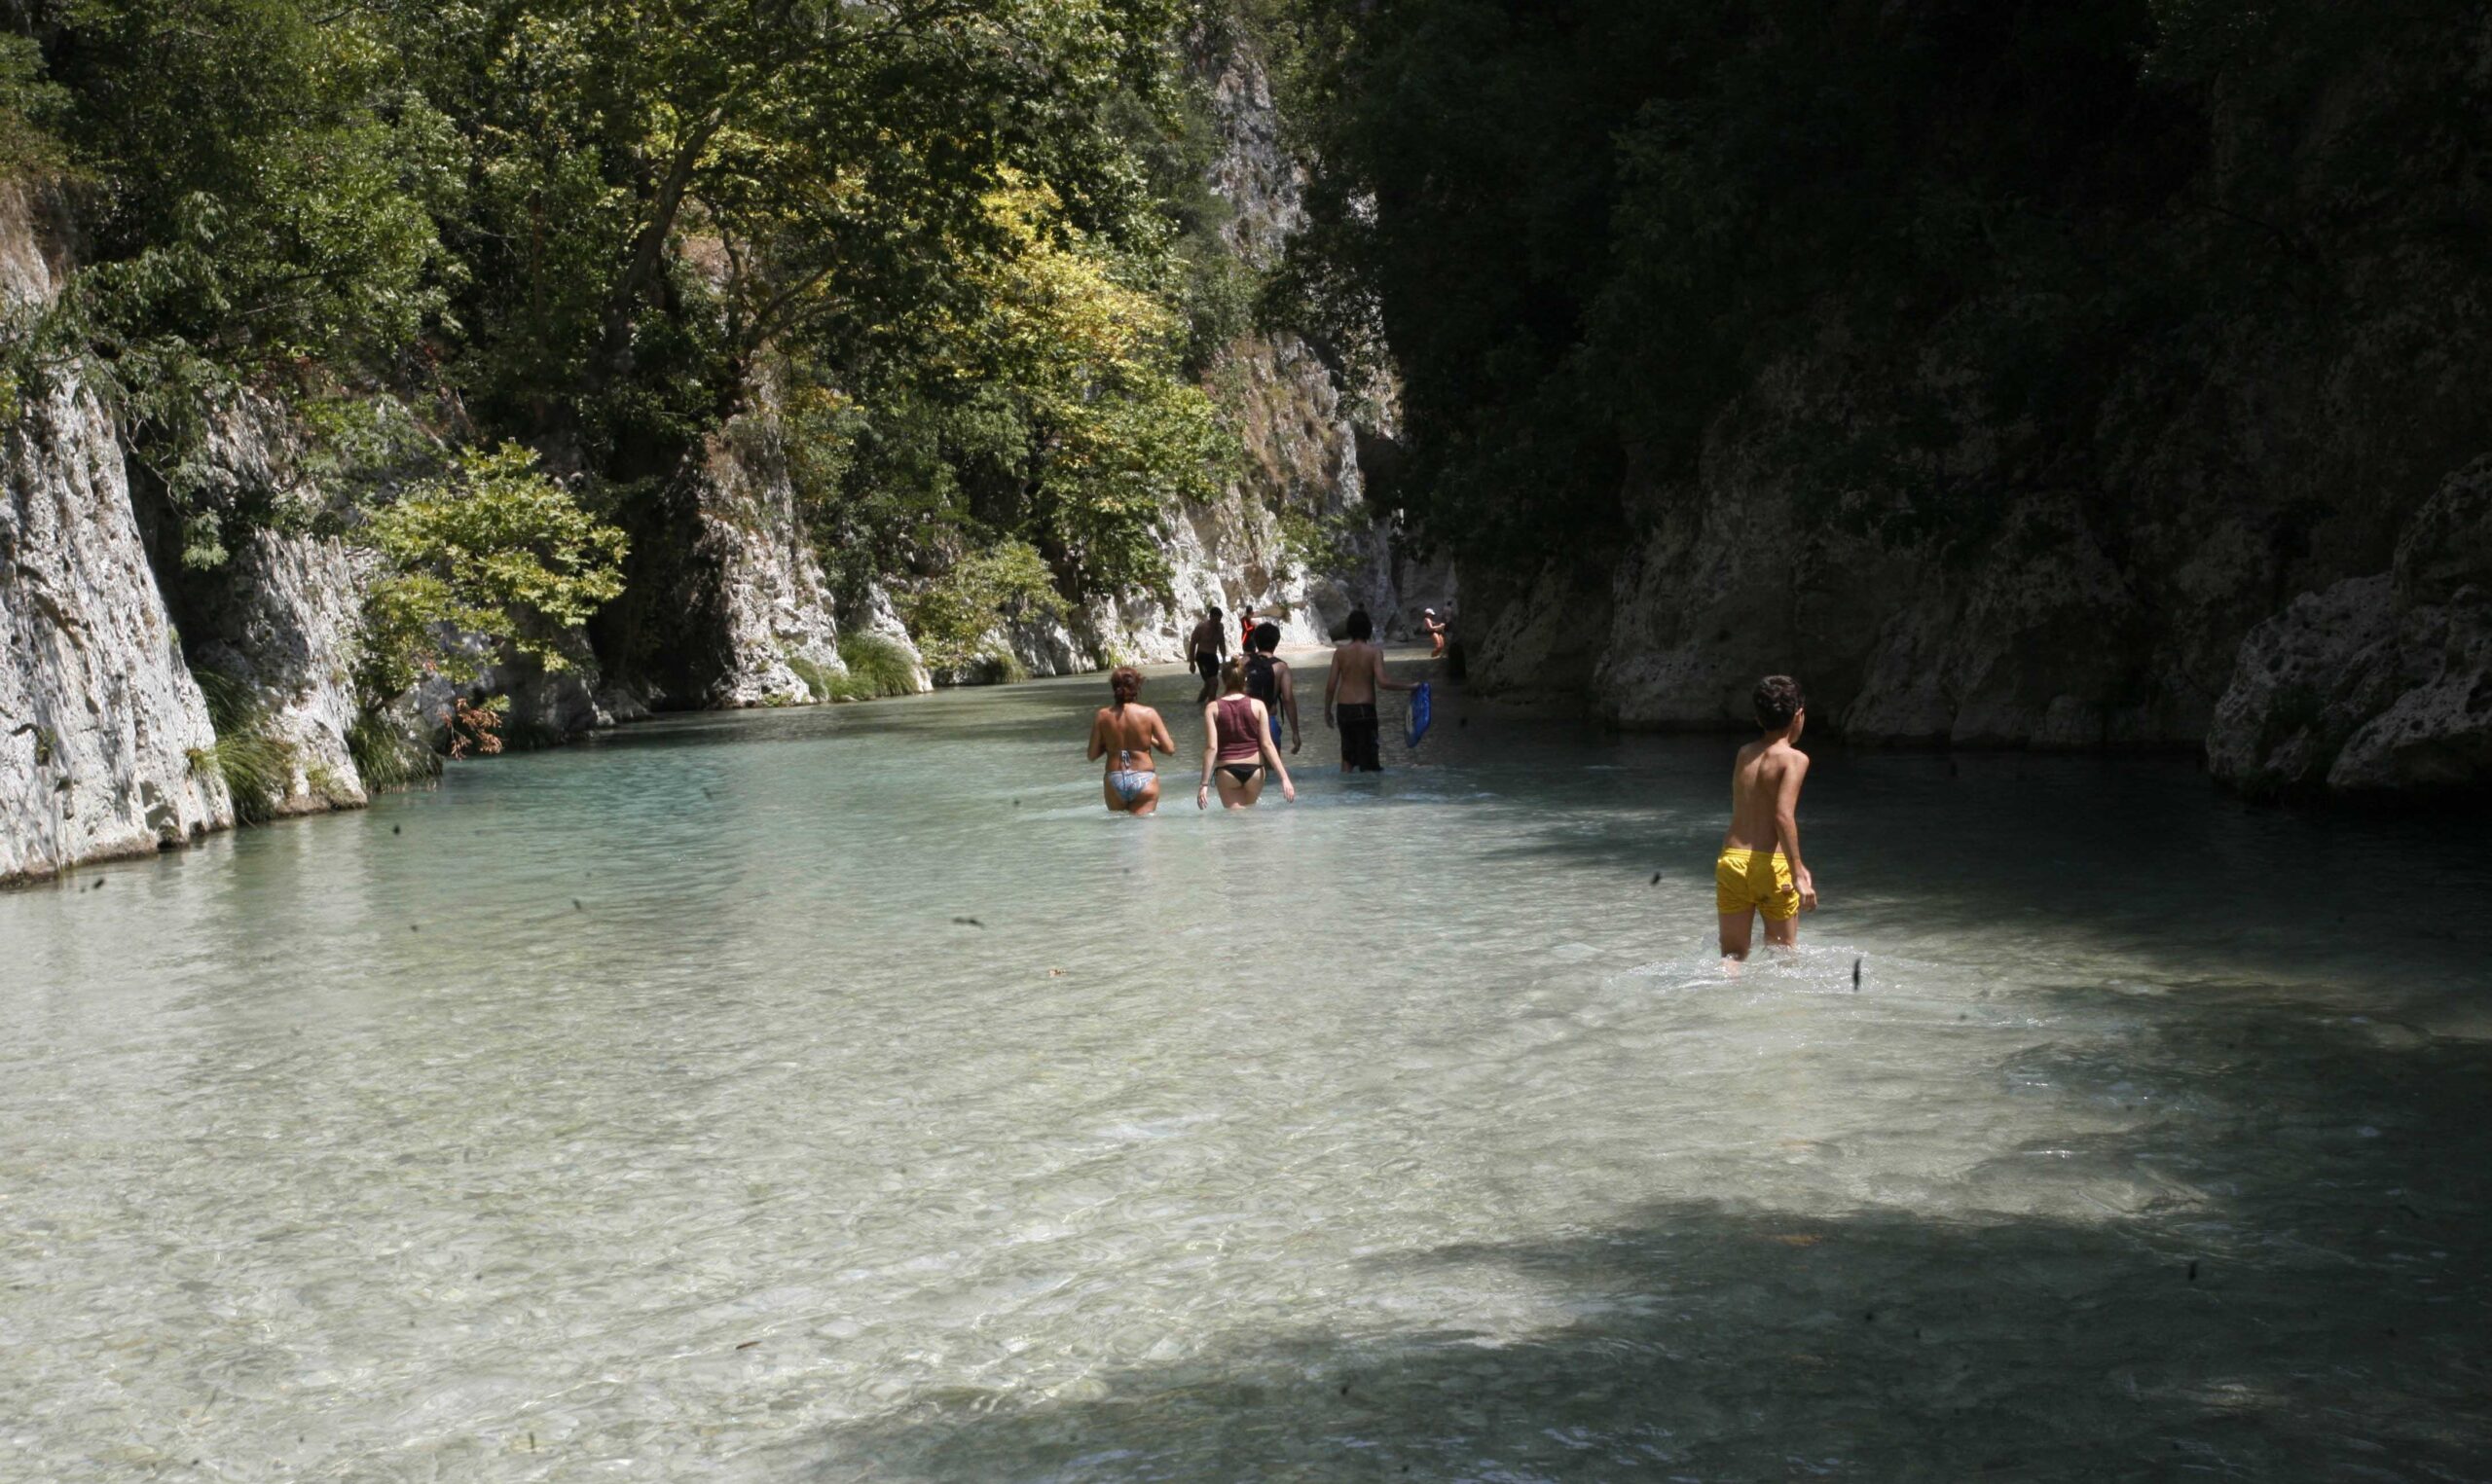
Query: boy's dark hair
1753,674,1806,731
1345,608,1374,641
1207,605,1223,621
1252,621,1281,653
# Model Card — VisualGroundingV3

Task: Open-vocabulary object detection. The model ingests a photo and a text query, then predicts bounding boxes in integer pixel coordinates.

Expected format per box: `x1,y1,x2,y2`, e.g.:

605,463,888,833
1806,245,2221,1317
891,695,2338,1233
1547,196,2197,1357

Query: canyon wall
1456,19,2490,801
0,186,229,883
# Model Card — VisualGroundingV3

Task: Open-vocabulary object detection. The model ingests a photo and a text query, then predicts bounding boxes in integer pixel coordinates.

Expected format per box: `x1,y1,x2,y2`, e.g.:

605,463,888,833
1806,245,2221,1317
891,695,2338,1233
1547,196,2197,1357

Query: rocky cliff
1456,16,2491,800
0,185,230,882
0,181,391,883
592,406,928,715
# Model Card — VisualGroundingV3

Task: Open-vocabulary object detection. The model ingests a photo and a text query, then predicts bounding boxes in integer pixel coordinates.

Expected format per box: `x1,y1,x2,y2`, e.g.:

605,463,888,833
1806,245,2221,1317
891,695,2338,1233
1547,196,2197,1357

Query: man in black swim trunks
1324,607,1413,772
1188,606,1228,705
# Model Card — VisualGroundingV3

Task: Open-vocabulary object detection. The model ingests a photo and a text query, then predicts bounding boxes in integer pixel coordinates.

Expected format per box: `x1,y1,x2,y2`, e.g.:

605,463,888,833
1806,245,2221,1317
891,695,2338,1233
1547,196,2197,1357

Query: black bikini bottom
1219,763,1262,783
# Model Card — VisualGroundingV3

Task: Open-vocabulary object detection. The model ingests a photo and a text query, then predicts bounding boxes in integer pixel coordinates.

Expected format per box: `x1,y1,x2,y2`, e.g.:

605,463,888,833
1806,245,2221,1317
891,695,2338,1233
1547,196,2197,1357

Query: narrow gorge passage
4,665,2486,1480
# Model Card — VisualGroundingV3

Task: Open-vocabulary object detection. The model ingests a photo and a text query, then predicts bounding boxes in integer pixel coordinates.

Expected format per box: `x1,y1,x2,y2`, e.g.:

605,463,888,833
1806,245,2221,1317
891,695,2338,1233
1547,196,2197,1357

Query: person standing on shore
1188,606,1228,705
1715,674,1818,963
1421,608,1448,660
1324,608,1414,773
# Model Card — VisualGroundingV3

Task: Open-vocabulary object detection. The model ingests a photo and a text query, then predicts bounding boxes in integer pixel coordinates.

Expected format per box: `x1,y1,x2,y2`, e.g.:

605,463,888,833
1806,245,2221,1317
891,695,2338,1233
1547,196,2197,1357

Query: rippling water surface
5,659,2489,1481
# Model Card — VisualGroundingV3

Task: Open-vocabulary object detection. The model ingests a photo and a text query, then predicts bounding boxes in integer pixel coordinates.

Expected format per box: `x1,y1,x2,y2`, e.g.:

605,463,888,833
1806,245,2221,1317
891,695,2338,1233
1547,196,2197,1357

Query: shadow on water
805,995,2492,1482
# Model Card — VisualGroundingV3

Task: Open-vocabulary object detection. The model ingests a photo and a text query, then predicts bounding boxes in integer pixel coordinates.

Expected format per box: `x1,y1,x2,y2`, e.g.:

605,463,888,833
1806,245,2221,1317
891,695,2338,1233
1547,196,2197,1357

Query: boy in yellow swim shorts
1717,674,1818,962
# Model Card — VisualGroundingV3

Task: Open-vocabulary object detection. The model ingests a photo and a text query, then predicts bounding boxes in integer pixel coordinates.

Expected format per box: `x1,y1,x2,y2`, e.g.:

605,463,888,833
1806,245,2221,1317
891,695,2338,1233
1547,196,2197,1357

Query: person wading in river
1324,608,1414,773
1188,606,1228,705
1199,657,1296,810
1089,666,1176,815
1244,621,1300,755
1716,673,1819,964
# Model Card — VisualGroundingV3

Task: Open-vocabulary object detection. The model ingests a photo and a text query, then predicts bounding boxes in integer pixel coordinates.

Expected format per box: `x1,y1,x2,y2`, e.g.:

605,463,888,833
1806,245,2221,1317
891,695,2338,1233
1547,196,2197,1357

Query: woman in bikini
1198,657,1296,811
1088,666,1176,815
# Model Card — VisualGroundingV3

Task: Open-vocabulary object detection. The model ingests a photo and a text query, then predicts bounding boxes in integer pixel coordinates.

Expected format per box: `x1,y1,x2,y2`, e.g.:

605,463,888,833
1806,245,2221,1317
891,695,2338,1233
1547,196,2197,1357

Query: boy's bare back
1722,737,1809,853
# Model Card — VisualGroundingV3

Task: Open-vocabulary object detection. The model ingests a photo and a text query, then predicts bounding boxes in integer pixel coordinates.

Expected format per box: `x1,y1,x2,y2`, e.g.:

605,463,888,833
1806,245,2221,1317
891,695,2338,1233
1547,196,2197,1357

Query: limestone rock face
1449,16,2490,796
0,372,230,883
153,396,369,814
0,185,232,883
684,417,849,706
2208,457,2492,799
181,530,370,814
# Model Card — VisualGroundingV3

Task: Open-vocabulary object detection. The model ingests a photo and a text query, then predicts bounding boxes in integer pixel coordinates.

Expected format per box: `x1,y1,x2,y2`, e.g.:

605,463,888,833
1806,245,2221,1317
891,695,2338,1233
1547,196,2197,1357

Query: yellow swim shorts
1716,848,1799,921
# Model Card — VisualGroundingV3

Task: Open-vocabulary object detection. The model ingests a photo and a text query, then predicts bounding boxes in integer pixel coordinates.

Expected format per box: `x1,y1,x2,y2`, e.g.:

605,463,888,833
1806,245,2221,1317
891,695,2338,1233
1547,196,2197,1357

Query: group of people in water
1084,604,1431,814
1087,607,1822,964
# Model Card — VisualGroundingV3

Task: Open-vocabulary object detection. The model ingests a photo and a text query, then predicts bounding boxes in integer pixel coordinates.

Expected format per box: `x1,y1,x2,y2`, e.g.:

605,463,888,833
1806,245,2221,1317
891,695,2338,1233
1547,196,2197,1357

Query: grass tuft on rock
187,669,296,824
348,711,440,793
836,633,922,698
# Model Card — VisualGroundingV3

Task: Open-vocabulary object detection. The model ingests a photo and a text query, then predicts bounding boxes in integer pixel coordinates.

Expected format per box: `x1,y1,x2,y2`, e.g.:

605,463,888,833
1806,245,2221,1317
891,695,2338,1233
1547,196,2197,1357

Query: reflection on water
4,660,2488,1480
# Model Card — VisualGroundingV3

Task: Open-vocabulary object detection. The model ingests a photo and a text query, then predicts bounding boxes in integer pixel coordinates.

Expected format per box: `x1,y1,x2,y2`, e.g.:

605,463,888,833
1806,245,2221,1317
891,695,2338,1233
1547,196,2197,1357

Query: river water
4,659,2488,1482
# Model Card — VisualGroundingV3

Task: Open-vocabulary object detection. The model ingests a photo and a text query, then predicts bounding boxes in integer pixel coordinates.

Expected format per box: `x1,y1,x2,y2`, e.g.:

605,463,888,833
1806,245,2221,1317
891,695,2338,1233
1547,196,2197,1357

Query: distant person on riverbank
1324,608,1413,773
1189,606,1228,705
1244,622,1300,754
1199,658,1296,810
1716,674,1818,963
1238,606,1260,654
1421,608,1448,660
1089,666,1176,816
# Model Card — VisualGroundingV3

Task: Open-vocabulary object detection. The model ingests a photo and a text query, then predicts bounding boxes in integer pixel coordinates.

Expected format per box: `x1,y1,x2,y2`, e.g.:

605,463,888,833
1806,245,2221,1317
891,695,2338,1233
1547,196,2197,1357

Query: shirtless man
1716,674,1819,962
1088,666,1176,815
1323,608,1413,773
1187,606,1228,705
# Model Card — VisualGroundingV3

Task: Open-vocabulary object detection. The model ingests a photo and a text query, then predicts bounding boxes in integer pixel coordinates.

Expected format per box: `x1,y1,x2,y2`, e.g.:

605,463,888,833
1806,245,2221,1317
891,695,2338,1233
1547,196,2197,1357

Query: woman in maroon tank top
1197,656,1296,810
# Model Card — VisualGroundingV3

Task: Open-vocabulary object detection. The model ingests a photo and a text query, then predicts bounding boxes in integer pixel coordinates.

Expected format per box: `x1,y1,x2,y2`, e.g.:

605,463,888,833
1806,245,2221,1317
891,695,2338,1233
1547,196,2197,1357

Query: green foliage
41,0,455,367
186,669,295,825
356,445,629,708
1277,504,1364,581
1277,0,2492,580
0,33,63,175
901,539,1067,676
1279,0,2213,567
791,182,1233,622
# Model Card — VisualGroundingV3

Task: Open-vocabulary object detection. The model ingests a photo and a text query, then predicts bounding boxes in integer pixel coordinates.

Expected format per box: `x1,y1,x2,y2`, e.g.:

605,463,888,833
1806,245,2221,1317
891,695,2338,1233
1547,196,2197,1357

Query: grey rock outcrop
1,372,231,882
2208,458,2492,798
0,184,232,883
596,402,932,708
684,416,850,706
1444,14,2490,798
148,394,369,814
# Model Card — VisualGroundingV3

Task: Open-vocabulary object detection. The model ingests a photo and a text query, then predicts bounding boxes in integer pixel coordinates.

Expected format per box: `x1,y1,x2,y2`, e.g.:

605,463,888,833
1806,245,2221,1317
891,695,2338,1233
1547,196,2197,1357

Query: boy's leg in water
1719,909,1755,963
1763,910,1800,950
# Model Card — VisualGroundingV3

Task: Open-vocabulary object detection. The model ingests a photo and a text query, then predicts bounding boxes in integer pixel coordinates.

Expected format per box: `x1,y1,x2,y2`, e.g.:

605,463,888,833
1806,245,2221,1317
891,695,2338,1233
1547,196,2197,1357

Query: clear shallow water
4,659,2489,1482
